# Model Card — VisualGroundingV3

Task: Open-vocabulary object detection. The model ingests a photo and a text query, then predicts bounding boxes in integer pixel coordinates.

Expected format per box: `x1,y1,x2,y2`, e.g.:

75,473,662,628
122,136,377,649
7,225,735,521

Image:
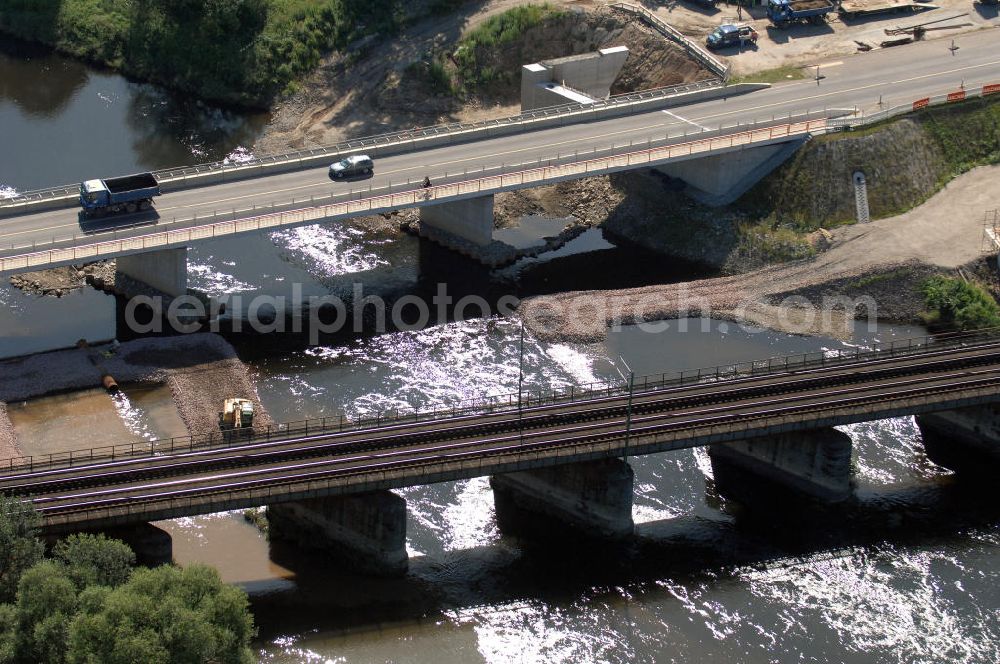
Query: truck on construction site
838,0,939,19
219,398,255,432
79,172,161,218
766,0,837,26
706,23,760,49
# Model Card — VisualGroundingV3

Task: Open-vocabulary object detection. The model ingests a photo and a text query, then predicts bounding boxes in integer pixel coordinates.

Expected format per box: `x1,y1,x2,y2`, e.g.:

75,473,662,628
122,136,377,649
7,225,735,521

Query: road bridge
4,330,1000,571
0,29,997,291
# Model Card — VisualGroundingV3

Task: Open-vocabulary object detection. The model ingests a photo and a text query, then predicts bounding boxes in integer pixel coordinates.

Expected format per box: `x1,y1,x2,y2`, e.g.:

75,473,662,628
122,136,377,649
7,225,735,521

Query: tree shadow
0,36,89,117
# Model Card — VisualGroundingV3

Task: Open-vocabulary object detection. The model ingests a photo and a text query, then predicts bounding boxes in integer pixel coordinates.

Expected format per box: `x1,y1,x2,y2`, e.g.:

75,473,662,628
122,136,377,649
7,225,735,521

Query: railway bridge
3,330,1000,573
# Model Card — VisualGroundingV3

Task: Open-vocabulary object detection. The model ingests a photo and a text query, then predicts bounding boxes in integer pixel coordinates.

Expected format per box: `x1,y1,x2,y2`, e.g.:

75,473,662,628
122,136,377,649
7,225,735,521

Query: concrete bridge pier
916,406,1000,475
116,247,188,297
418,194,495,255
655,136,808,207
267,491,408,576
490,458,634,540
709,428,853,506
98,522,173,567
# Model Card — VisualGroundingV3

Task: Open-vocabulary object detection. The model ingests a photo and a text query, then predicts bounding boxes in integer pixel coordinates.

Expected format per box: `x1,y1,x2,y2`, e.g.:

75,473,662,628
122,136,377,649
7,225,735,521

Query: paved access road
0,29,997,255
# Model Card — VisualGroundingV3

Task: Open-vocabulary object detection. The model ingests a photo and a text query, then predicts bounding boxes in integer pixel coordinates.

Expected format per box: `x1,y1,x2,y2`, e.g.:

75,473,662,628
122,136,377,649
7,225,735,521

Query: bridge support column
917,405,1000,475
655,137,807,207
490,458,634,540
419,195,494,248
709,428,853,505
99,523,173,567
267,491,408,576
116,247,188,297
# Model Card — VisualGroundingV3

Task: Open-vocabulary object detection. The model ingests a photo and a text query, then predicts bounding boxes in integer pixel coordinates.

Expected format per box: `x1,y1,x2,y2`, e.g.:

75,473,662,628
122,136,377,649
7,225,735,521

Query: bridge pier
116,247,188,297
490,458,634,540
917,405,1000,475
709,428,853,506
57,523,173,567
655,137,807,207
418,194,495,250
267,491,408,577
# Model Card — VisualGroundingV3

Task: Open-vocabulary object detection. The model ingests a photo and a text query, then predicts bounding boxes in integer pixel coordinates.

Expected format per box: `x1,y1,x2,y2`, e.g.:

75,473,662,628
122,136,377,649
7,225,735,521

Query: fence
611,2,730,81
0,119,824,274
826,83,999,131
2,326,995,475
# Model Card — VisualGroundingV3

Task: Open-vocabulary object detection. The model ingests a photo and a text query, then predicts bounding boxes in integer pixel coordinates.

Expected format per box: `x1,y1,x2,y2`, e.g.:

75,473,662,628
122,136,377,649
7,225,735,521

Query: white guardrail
611,2,730,81
0,120,826,274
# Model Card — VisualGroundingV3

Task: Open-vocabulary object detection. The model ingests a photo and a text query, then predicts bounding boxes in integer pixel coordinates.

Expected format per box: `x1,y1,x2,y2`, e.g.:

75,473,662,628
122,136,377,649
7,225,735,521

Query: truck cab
706,24,759,49
79,179,110,209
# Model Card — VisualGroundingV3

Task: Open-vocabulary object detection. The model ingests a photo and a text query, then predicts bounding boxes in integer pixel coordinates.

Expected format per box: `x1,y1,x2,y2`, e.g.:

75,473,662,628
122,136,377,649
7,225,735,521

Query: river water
2,38,998,664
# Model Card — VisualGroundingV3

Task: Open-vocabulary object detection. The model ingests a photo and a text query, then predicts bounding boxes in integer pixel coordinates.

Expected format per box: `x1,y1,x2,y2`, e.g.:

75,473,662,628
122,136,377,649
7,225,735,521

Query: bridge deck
5,337,1000,532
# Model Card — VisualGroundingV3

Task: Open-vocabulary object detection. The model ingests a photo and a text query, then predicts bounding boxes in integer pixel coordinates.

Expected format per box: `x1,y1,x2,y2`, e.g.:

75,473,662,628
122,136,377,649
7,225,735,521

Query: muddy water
8,384,186,456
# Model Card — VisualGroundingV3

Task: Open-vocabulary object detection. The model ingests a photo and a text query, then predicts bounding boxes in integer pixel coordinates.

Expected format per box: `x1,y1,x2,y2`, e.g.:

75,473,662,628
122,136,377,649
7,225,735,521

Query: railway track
18,350,1000,527
5,339,1000,498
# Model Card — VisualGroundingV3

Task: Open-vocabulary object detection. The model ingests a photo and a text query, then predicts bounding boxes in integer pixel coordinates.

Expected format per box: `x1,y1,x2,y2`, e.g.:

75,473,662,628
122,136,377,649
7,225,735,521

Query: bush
0,503,255,664
0,495,43,605
920,275,1000,331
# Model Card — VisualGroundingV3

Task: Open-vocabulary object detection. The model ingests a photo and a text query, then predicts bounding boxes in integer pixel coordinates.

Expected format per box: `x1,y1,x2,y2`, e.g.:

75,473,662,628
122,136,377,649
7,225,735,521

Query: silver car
329,154,374,179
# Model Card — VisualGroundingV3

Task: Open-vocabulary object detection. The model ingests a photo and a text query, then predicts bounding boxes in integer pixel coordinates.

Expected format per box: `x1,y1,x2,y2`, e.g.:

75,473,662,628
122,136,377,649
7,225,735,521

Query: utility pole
518,321,525,444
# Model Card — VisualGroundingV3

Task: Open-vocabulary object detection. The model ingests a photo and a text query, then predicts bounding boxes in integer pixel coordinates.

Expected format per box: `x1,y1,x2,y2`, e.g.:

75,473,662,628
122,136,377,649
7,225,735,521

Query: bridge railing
610,2,730,81
3,326,998,476
0,118,825,273
827,83,1000,132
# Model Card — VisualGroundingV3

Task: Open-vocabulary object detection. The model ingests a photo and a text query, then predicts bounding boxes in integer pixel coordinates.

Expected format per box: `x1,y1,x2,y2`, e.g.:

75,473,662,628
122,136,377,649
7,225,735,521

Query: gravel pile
519,261,869,343
0,333,274,450
0,404,19,459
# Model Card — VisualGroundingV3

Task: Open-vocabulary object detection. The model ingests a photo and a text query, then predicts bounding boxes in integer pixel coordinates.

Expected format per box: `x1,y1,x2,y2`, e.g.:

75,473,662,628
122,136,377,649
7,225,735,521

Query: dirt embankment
257,4,712,153
0,404,18,460
743,119,948,225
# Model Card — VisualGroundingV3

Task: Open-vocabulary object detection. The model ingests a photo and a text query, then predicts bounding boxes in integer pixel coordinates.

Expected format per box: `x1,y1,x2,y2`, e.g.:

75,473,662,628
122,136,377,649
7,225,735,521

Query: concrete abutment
709,428,853,506
267,491,408,577
490,458,634,540
917,405,1000,475
418,195,495,247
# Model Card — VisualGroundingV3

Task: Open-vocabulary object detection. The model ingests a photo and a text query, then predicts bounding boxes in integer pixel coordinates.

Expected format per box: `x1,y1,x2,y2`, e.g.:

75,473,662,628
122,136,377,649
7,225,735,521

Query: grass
850,268,912,290
452,3,565,91
0,0,404,107
730,65,806,85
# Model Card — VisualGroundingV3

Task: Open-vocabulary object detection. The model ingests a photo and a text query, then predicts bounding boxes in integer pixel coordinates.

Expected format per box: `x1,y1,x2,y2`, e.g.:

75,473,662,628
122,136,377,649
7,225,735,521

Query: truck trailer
838,0,938,19
767,0,837,26
79,172,161,217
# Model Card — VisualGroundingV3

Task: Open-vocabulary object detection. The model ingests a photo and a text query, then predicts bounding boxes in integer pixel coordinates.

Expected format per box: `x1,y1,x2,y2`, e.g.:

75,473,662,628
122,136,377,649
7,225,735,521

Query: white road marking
661,109,708,130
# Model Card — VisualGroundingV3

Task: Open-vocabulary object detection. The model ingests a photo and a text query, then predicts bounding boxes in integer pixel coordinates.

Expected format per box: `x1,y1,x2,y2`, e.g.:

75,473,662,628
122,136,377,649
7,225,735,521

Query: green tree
0,495,43,604
66,564,255,664
53,534,135,590
12,562,78,663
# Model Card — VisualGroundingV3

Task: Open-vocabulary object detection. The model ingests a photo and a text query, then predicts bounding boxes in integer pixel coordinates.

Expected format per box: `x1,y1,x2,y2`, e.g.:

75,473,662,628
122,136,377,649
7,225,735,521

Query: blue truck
766,0,836,26
79,172,161,217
